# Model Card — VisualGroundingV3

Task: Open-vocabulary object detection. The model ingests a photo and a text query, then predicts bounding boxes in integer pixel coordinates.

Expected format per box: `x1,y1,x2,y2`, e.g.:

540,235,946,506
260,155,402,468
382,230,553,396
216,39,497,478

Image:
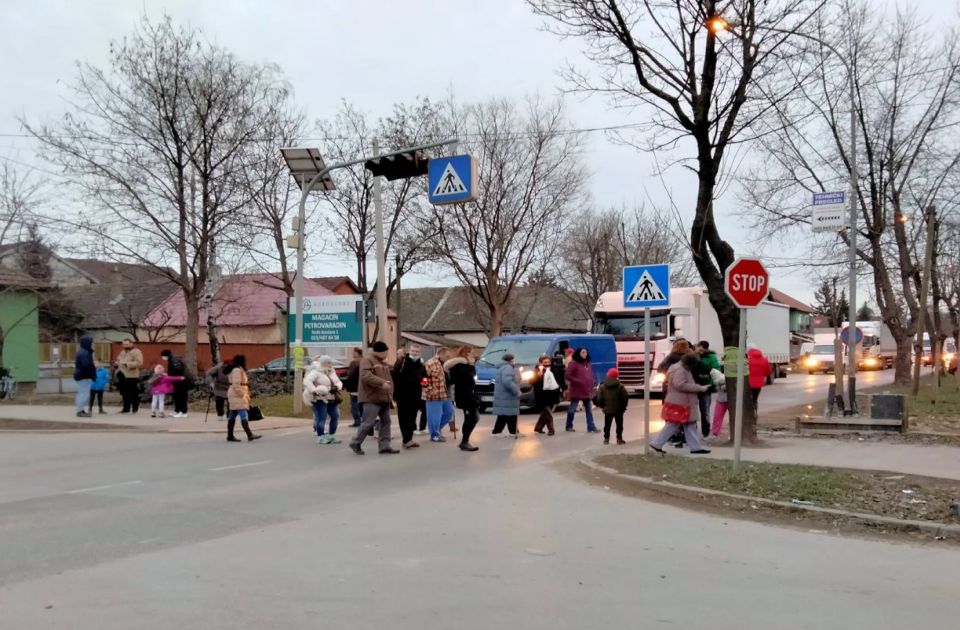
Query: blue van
474,334,617,411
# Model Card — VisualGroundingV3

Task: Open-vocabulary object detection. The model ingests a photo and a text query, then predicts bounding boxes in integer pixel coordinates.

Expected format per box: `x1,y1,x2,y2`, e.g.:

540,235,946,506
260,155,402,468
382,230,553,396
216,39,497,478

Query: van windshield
478,339,553,367
812,345,835,354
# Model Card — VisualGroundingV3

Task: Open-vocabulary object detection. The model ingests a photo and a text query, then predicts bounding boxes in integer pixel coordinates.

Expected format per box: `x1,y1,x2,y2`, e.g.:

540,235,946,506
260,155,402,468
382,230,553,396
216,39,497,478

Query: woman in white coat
303,355,344,444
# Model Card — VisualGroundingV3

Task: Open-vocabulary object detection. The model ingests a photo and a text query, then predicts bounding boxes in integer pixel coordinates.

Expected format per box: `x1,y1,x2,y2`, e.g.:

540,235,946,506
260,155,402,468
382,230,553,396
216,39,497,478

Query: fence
109,342,285,373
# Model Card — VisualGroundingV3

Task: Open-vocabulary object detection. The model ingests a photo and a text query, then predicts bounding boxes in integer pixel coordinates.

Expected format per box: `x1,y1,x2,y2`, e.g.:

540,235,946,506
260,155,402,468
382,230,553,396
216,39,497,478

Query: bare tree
529,0,824,442
560,205,696,320
0,164,41,247
739,1,960,383
23,16,292,373
425,97,586,336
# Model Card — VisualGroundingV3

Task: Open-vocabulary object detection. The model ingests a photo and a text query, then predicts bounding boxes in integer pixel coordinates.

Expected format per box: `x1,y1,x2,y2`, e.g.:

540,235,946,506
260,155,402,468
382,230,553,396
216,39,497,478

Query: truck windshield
592,314,667,339
478,339,553,367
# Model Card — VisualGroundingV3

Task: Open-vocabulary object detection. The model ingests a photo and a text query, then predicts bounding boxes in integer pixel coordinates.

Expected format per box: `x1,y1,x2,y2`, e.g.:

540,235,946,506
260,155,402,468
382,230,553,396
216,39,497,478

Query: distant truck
592,287,790,394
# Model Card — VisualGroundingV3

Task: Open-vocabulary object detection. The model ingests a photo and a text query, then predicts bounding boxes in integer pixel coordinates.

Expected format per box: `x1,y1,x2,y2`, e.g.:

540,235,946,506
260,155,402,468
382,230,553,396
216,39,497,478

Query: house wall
0,291,40,382
0,253,93,288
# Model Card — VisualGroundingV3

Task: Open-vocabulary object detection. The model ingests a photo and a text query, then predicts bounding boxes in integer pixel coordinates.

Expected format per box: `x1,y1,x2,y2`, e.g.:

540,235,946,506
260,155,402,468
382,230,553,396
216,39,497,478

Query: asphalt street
2,366,952,629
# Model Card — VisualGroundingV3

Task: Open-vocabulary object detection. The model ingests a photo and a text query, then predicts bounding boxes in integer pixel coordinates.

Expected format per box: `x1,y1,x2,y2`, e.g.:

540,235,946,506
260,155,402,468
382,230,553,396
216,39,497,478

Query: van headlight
863,357,878,367
521,370,535,382
804,357,819,367
943,352,955,364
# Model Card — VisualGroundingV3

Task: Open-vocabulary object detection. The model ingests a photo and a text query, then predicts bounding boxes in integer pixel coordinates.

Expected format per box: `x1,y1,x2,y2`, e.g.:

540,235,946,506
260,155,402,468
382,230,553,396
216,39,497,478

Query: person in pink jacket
149,364,184,418
747,345,772,412
650,353,711,454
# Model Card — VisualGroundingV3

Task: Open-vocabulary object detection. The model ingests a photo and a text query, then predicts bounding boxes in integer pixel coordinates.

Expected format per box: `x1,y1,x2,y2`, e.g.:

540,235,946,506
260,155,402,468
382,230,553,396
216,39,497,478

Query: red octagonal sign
725,258,769,308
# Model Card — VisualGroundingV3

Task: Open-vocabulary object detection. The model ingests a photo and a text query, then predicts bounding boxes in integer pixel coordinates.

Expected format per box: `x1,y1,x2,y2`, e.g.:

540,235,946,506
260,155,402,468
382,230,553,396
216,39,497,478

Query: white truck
592,286,791,393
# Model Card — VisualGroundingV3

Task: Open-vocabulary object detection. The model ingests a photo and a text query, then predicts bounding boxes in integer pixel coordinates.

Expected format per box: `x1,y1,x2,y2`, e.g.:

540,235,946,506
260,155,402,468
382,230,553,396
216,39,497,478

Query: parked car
250,356,348,379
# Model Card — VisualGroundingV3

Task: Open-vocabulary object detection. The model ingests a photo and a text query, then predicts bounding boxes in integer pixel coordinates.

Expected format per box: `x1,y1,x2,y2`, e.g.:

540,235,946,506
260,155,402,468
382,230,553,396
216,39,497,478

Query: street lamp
707,15,860,413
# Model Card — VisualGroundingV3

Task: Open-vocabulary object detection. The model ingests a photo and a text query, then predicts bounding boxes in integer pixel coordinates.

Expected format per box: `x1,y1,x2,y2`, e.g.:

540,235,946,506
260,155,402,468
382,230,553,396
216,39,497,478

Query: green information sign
288,296,364,347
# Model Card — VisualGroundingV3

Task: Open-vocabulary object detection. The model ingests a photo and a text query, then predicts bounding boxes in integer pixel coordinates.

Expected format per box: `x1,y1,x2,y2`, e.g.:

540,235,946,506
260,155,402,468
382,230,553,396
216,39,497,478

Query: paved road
1,395,957,629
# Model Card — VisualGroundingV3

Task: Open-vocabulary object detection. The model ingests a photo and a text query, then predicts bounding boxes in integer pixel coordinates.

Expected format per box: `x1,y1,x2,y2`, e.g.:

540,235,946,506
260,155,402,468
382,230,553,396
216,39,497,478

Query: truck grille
617,360,649,387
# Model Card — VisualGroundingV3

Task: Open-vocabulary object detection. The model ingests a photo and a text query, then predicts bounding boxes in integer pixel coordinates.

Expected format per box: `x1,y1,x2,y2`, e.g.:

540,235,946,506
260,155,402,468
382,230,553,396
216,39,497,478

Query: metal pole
293,175,309,415
846,66,859,416
733,308,747,473
643,307,651,455
372,140,390,348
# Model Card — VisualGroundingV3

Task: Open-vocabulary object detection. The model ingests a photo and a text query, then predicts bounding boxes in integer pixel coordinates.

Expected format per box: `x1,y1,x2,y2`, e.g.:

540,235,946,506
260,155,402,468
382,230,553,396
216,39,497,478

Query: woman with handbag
225,355,261,443
650,352,711,454
303,355,344,444
532,355,561,435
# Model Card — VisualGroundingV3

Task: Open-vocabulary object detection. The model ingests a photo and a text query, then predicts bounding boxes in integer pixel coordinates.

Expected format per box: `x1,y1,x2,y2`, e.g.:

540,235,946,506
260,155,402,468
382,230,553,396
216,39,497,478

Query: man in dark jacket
344,347,363,426
392,343,427,448
695,341,720,437
160,349,191,418
74,336,96,417
351,342,399,455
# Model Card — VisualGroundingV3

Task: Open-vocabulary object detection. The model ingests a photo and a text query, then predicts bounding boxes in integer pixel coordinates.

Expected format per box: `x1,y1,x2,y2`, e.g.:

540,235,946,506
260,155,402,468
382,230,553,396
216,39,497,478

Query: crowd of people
73,335,773,454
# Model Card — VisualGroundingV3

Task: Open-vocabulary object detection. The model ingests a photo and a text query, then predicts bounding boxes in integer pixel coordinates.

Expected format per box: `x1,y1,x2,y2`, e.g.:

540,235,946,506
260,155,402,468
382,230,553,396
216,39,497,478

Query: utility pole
372,140,390,353
845,63,859,415
913,205,937,396
395,253,402,341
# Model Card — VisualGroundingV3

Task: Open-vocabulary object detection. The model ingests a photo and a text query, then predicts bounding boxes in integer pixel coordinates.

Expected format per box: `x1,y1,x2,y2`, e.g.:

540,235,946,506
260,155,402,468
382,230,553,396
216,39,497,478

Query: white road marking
208,460,272,472
64,480,143,494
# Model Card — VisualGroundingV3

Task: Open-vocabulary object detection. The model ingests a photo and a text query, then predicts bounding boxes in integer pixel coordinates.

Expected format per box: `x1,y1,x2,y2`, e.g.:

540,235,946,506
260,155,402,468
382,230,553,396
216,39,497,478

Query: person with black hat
160,349,191,418
351,342,399,455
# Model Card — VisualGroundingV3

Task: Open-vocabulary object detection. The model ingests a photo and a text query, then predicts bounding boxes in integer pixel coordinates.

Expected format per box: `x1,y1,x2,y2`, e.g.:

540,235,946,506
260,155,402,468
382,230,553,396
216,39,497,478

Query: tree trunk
893,334,913,383
488,303,503,338
183,291,200,376
206,314,220,367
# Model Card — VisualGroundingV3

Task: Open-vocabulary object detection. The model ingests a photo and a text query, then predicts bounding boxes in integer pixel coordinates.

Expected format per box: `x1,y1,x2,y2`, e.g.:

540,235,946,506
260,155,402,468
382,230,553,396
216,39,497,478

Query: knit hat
372,341,389,353
607,368,619,378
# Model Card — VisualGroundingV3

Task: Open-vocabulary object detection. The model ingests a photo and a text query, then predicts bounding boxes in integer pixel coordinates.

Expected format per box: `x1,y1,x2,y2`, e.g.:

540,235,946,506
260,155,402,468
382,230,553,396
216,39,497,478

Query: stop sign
725,258,769,308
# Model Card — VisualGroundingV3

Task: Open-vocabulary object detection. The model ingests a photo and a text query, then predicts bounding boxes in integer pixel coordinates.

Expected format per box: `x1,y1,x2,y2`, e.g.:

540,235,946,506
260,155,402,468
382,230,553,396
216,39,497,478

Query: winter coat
392,355,426,404
565,360,595,400
150,374,184,396
551,355,567,391
358,354,393,404
74,336,96,381
532,364,561,408
91,367,111,392
490,361,520,416
445,357,477,410
711,369,728,403
227,367,251,411
657,351,685,394
663,362,705,423
343,359,361,394
595,377,629,416
205,364,231,398
302,363,343,406
421,356,450,401
691,354,714,389
700,350,721,373
747,349,772,389
115,347,143,380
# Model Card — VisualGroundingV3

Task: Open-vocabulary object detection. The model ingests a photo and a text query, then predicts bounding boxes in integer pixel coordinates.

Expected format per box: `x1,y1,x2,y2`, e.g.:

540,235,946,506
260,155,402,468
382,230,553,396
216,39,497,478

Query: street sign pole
643,307,651,455
733,308,747,473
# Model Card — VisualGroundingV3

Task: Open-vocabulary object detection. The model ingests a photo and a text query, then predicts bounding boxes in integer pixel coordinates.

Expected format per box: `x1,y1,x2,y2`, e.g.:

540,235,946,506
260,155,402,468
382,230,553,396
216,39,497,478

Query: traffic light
364,150,429,181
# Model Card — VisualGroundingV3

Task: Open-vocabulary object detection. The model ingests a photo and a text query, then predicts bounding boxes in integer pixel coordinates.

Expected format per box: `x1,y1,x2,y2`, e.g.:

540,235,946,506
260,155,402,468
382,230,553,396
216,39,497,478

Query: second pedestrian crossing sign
428,154,477,205
623,264,670,308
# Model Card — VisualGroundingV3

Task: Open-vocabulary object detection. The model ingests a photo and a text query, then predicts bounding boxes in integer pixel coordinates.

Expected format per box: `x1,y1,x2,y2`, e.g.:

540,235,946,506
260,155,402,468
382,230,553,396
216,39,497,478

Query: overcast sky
0,0,951,305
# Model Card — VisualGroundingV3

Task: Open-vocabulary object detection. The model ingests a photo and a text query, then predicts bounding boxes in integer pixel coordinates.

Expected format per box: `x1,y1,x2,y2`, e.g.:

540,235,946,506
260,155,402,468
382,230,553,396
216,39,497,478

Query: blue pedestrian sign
428,154,477,205
623,264,670,308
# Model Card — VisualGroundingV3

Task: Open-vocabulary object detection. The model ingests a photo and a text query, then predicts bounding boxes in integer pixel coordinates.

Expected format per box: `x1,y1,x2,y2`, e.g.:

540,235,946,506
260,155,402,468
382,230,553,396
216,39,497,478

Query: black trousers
603,413,624,440
417,401,427,432
214,395,228,417
698,392,712,437
492,415,518,435
397,400,419,444
460,406,479,444
534,407,555,434
88,390,104,412
173,382,189,414
750,388,761,411
120,377,140,412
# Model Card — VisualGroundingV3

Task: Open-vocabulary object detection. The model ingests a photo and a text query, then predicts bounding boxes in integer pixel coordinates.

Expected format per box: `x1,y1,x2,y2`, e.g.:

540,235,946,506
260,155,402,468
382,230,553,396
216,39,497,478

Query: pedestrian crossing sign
623,264,670,308
428,154,477,205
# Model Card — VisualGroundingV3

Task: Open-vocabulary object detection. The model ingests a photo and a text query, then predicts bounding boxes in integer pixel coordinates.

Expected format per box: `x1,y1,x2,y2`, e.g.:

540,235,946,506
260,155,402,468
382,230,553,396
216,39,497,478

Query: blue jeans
227,408,249,423
349,395,362,426
566,398,596,431
313,400,340,436
426,399,455,439
75,379,92,413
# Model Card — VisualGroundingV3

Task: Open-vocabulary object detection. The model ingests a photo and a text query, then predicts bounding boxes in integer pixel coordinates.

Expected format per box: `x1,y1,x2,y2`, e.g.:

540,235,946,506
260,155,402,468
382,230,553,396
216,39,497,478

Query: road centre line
208,460,272,472
64,480,143,494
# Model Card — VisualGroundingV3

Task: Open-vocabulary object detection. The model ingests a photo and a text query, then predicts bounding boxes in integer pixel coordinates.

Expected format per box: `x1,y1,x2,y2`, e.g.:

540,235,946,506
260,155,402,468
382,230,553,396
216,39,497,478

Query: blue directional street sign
428,154,477,205
623,264,671,308
840,325,863,346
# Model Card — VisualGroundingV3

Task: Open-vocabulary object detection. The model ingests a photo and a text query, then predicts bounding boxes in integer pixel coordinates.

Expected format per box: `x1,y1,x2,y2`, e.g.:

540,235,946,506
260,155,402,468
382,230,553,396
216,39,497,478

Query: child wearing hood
595,368,629,445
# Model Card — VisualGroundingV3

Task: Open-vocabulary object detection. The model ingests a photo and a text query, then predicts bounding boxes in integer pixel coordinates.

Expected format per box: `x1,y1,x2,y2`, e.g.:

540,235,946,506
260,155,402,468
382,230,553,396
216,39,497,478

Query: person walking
422,347,455,443
747,345,772,411
565,347,598,433
303,355,344,444
225,355,261,442
160,349,191,418
595,367,629,445
115,339,143,414
392,343,427,449
88,364,110,415
148,364,184,418
445,346,481,452
709,368,728,438
73,336,96,418
205,359,232,421
659,339,692,447
532,355,560,435
650,353,711,454
344,347,364,427
350,342,399,455
695,341,720,437
491,353,522,437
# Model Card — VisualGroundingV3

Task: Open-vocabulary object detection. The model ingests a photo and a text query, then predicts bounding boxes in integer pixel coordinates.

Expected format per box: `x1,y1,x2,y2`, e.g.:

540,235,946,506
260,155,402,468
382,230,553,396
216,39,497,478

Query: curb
578,454,960,540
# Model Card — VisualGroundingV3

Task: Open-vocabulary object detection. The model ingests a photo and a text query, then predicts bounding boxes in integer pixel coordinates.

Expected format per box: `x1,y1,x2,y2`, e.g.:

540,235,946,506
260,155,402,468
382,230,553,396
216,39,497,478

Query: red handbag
661,402,691,423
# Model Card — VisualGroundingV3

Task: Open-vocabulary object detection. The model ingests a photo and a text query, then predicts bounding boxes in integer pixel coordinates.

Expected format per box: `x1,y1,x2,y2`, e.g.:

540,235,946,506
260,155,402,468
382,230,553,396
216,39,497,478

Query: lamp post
708,15,860,412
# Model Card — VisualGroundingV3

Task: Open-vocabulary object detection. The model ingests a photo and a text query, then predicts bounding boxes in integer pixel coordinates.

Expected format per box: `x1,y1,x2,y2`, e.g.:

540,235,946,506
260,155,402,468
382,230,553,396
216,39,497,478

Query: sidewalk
0,403,310,433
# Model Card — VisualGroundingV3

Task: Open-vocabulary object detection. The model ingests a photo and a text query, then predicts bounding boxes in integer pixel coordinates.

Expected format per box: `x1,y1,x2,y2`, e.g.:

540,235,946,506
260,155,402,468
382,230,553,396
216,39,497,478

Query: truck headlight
864,357,878,367
804,357,819,367
652,372,666,386
943,352,955,364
